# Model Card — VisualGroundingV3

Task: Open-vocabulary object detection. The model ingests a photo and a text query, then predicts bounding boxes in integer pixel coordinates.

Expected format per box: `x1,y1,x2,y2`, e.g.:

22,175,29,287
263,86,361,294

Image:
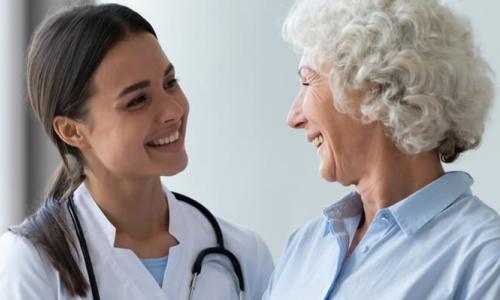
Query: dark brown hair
10,4,156,296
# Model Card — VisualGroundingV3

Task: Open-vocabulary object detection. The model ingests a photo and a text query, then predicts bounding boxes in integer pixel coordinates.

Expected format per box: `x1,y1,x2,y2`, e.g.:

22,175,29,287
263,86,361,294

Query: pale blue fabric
264,172,500,300
140,256,168,288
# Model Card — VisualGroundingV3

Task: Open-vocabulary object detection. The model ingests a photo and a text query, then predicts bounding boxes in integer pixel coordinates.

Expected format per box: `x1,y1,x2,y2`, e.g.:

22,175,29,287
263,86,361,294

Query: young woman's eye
164,78,179,90
127,95,147,108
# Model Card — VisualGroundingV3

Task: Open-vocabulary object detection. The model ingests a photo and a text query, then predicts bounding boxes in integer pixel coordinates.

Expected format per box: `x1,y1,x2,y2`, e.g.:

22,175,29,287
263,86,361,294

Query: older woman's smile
307,132,323,148
311,135,323,148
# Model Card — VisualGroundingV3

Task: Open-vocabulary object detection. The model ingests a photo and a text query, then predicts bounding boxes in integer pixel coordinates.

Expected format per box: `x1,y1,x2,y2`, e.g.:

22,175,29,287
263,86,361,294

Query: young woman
0,4,273,299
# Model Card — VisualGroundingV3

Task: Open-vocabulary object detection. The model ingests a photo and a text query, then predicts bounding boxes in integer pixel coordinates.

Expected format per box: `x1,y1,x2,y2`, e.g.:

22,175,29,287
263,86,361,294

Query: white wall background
0,0,26,233
103,0,499,258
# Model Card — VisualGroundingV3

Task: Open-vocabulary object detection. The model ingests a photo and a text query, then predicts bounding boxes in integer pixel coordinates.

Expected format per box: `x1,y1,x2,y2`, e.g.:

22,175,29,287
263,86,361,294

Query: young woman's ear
52,116,90,149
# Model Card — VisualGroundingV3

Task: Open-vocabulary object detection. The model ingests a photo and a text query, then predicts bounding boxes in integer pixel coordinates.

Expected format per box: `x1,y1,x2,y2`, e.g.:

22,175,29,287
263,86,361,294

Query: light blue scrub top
140,256,168,287
263,172,500,300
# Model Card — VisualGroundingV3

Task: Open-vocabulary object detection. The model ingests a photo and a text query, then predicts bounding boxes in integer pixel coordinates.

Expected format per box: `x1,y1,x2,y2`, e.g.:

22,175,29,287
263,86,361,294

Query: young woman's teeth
312,134,323,148
149,131,180,146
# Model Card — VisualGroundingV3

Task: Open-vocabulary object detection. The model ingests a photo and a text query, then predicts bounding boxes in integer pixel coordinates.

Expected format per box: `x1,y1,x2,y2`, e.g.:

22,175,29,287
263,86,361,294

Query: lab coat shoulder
215,217,275,299
174,195,274,299
0,231,58,300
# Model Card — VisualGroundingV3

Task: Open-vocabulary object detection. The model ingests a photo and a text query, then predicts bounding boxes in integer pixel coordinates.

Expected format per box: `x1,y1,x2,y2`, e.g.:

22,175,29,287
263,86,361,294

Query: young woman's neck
84,171,169,241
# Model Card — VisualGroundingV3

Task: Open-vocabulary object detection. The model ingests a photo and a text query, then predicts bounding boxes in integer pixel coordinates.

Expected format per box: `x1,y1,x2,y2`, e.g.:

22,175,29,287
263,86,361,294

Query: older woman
264,0,499,299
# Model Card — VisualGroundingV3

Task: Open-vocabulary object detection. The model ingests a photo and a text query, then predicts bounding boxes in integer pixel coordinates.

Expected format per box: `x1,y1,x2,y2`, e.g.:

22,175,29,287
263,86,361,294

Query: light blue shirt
140,256,168,287
264,172,500,300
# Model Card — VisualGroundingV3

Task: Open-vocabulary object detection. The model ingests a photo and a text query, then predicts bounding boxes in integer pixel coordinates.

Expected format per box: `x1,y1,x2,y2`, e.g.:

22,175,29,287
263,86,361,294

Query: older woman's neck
356,150,444,227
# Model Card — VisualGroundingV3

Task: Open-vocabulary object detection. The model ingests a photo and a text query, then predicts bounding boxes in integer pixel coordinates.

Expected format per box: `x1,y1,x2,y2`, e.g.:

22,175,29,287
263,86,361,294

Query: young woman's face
80,32,189,178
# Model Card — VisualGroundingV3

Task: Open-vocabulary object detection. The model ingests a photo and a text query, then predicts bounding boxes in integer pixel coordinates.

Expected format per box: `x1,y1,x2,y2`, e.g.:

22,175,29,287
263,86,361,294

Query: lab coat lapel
162,187,194,299
72,184,169,299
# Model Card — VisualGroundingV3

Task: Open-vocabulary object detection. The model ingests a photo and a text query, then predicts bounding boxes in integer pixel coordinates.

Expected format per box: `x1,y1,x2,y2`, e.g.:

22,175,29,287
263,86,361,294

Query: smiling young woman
0,4,273,300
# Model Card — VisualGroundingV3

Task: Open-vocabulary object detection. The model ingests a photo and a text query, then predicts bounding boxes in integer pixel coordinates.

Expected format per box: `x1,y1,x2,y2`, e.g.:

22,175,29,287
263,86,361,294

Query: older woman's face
287,58,376,185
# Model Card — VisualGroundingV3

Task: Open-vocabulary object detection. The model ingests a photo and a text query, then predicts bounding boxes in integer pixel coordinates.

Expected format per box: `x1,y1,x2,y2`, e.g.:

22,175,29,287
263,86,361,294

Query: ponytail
10,160,88,296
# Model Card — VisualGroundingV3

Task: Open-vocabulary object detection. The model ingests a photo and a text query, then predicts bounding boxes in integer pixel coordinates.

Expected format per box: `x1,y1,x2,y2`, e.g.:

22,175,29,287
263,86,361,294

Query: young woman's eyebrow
118,80,150,98
117,63,175,99
165,63,174,77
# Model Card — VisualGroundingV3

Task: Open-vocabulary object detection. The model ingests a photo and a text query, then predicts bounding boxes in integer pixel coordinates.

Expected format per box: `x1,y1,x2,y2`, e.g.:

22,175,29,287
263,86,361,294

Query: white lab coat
0,183,274,299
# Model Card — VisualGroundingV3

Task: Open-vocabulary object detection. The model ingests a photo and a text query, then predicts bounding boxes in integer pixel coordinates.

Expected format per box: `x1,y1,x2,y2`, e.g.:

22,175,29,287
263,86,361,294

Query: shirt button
380,213,389,223
361,246,369,253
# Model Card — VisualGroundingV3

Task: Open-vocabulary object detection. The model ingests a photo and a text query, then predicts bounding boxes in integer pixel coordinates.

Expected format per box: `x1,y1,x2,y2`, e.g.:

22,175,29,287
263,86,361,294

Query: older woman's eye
164,78,179,90
301,82,310,86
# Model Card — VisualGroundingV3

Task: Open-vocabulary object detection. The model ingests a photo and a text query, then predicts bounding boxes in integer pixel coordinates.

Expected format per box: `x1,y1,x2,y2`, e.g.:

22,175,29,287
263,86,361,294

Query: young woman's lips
148,137,184,153
146,130,184,153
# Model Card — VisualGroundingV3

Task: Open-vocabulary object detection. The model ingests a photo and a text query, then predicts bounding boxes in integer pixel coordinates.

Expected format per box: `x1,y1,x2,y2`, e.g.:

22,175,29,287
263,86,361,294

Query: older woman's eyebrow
117,63,175,98
298,66,306,77
298,66,315,78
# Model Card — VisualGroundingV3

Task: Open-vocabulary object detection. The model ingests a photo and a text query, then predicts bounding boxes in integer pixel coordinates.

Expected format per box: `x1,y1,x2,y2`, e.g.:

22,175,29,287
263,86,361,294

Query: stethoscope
66,191,245,300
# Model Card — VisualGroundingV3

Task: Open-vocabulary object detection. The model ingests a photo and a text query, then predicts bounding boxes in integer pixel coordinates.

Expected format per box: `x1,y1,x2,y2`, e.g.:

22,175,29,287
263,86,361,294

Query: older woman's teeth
312,135,323,148
149,131,180,146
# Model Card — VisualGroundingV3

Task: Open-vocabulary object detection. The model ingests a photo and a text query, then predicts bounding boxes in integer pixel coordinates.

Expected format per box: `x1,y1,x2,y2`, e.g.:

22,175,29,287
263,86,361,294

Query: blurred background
1,0,499,258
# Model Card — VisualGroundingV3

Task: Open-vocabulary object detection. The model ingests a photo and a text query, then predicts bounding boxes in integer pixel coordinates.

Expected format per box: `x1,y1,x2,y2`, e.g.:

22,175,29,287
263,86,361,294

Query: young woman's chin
159,154,189,177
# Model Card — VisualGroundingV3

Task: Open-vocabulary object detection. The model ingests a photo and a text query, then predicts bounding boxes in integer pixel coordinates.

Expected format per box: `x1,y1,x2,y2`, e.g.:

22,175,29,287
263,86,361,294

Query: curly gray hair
283,0,494,162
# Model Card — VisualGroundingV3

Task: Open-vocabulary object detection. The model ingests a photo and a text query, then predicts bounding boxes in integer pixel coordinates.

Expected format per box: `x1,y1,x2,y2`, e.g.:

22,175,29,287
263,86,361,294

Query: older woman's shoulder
441,193,500,254
456,194,500,233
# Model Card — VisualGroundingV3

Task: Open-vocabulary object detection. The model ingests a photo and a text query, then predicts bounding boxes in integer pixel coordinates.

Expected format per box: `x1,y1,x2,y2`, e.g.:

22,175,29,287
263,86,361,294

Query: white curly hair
283,0,494,162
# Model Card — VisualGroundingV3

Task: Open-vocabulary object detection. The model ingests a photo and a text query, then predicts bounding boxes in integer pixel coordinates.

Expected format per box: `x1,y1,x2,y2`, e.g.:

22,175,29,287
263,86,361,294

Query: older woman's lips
312,135,324,148
307,132,322,142
307,132,324,148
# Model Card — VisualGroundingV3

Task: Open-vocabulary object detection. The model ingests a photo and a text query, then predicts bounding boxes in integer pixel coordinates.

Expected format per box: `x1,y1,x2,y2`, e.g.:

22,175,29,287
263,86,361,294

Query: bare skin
84,173,178,258
347,149,444,257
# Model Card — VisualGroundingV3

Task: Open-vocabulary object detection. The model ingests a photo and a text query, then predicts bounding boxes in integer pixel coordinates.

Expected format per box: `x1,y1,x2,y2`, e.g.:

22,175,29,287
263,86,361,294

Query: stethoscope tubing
67,192,245,300
67,196,101,300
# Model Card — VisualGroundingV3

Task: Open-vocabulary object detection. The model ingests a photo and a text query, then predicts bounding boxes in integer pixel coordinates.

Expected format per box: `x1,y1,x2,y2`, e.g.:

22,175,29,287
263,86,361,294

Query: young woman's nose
287,93,306,129
156,92,185,124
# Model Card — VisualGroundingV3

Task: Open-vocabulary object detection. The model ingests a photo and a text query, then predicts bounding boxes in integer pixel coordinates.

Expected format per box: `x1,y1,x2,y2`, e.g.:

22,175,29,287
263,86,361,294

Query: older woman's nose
287,95,306,129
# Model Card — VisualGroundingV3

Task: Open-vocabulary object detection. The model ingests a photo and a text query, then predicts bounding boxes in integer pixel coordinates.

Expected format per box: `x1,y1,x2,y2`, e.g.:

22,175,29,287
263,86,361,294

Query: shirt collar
388,171,474,236
322,191,363,237
321,171,474,237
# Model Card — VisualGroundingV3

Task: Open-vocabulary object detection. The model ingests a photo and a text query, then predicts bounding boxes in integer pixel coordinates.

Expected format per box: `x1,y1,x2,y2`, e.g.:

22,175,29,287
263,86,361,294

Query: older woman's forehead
298,54,333,77
298,53,316,69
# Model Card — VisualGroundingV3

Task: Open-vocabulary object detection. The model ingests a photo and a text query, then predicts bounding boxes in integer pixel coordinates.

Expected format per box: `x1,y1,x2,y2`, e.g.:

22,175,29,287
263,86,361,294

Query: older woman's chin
319,162,337,183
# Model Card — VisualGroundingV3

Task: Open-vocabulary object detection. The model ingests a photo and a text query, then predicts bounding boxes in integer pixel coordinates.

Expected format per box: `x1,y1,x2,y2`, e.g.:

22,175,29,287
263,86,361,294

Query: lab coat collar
71,181,188,250
72,183,116,248
71,181,194,298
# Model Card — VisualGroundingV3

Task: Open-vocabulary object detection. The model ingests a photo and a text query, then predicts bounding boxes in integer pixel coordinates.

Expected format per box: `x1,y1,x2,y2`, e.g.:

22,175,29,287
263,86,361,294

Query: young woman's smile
81,32,189,178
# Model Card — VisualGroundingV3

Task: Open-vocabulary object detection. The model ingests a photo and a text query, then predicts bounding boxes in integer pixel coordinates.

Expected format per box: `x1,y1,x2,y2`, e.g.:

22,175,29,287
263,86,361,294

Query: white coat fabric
0,183,274,299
